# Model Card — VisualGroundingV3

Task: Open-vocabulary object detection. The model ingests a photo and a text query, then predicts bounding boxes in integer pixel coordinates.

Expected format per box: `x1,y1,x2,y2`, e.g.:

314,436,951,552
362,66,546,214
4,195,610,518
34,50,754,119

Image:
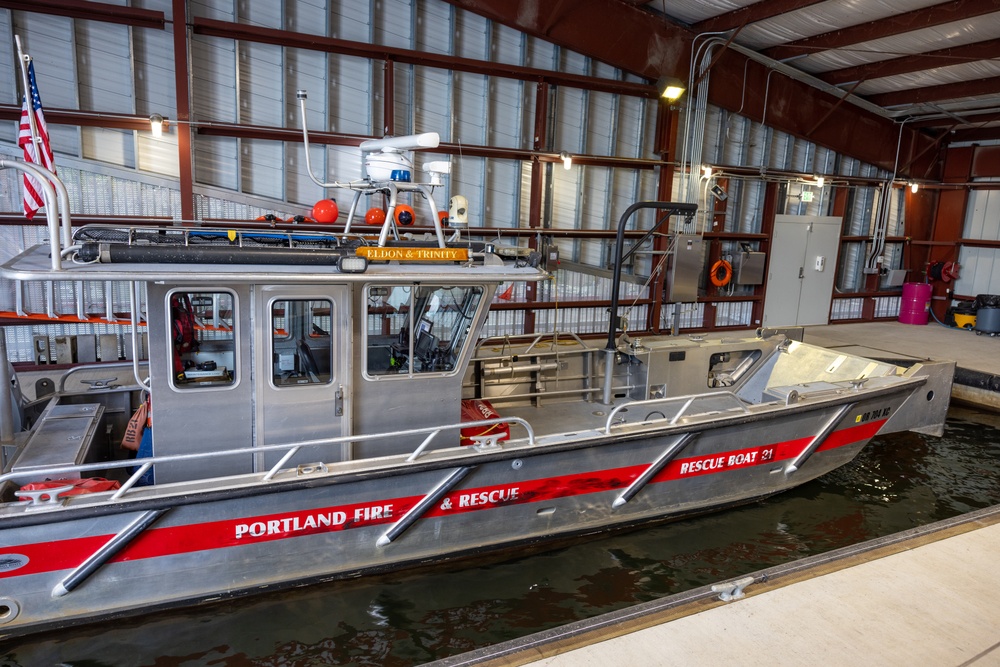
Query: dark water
4,407,1000,667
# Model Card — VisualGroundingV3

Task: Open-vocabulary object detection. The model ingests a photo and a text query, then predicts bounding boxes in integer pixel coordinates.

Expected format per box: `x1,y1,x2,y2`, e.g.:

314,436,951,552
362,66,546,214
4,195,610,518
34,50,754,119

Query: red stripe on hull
1,419,885,580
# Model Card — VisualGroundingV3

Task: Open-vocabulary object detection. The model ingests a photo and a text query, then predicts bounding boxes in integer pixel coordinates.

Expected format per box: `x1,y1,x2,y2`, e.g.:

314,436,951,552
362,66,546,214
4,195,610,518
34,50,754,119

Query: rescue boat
0,120,954,638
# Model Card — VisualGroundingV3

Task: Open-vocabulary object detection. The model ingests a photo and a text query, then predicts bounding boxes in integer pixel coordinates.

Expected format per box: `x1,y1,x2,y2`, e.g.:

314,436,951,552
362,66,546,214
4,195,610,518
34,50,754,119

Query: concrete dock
427,506,1000,667
424,320,1000,667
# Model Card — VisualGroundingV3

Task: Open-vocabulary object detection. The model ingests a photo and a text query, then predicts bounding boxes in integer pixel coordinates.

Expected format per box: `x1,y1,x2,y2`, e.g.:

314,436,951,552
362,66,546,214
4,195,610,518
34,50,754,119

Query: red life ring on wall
928,261,960,283
710,259,733,287
941,261,960,283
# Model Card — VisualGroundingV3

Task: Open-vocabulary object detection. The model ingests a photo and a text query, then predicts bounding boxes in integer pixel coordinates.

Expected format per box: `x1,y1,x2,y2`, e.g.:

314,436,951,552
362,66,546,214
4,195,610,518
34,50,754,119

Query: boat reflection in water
3,409,997,667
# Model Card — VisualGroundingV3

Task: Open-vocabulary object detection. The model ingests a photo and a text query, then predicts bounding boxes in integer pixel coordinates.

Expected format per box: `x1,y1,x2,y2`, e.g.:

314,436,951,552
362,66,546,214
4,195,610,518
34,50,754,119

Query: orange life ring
710,259,732,287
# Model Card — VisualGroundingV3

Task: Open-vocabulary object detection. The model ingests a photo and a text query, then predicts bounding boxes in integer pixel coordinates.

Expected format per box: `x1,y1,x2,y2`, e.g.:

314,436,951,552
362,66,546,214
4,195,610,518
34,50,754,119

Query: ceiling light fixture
815,175,825,188
149,113,166,138
656,76,685,102
560,151,573,170
910,182,919,193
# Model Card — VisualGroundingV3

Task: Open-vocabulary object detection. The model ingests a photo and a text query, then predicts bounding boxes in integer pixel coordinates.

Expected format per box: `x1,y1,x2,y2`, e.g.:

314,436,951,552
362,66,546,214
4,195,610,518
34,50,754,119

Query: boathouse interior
2,0,1000,367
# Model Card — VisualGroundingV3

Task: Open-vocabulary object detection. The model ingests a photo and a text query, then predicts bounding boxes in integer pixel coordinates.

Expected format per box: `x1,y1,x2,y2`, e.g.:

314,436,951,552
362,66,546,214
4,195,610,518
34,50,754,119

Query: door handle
798,267,804,279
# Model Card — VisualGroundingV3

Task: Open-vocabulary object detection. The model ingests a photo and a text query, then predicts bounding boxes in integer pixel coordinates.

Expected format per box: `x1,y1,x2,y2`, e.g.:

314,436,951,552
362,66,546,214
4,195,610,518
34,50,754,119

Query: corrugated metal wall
955,186,1000,298
2,0,972,353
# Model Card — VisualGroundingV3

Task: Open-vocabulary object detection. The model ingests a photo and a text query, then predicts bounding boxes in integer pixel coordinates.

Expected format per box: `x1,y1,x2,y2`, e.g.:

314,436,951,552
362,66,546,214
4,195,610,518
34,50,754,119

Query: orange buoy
438,210,449,227
395,204,415,226
311,199,339,224
710,259,732,287
365,208,386,225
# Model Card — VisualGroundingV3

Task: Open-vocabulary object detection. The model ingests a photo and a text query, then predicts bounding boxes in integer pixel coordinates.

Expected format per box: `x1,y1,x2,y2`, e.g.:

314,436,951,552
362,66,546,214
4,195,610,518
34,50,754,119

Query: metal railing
604,390,750,432
2,416,534,507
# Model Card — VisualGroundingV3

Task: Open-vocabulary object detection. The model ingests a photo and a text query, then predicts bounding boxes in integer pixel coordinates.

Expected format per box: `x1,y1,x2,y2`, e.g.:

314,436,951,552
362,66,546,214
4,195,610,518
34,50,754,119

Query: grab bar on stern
604,391,750,433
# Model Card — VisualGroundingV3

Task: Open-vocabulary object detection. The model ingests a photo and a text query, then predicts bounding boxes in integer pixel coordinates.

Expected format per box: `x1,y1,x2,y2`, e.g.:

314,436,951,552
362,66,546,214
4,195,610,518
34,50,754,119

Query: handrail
604,390,750,433
605,202,698,353
0,160,61,270
602,201,698,405
474,330,590,357
1,416,536,504
57,362,149,393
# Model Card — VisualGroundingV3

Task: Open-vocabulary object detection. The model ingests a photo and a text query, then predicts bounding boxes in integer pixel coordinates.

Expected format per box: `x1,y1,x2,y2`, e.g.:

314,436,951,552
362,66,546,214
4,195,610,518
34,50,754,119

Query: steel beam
762,0,998,62
0,0,165,30
821,38,1000,87
444,0,942,177
693,0,826,34
191,17,655,99
868,76,1000,110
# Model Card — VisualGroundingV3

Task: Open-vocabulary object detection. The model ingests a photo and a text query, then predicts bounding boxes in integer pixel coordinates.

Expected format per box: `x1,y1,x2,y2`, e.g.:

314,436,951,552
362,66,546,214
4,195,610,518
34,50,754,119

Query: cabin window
270,299,333,386
365,284,484,377
169,290,237,389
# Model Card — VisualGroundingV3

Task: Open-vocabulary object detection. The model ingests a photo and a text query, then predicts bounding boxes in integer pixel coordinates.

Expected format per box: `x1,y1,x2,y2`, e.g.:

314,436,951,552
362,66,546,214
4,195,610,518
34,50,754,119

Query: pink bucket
899,282,932,325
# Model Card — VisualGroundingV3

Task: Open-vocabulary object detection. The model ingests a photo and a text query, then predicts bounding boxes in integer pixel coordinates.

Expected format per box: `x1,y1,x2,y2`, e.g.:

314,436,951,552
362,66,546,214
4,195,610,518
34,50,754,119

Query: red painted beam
0,0,165,29
693,0,826,33
705,49,938,176
909,109,1000,130
191,17,655,99
948,126,1000,144
762,0,998,62
441,0,692,79
867,75,1000,109
0,105,148,130
820,38,1000,86
444,0,942,177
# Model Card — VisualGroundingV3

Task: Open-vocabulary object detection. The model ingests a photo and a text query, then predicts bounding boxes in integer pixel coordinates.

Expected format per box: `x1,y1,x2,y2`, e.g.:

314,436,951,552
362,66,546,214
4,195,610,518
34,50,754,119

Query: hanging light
149,113,165,138
656,76,686,102
910,182,919,193
560,151,573,170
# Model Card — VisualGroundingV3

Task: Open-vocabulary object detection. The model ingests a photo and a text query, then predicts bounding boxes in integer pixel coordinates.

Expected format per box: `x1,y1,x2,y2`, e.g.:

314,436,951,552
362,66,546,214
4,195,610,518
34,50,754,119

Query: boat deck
799,320,1000,410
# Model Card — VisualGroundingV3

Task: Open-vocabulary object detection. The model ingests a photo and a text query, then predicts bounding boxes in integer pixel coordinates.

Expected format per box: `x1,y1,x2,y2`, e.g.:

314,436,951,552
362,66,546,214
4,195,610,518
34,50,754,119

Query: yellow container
954,312,977,329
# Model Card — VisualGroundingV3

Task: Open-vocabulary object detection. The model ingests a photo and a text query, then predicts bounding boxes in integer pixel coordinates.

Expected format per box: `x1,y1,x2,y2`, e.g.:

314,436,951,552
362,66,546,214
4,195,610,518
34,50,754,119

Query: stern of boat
877,359,955,437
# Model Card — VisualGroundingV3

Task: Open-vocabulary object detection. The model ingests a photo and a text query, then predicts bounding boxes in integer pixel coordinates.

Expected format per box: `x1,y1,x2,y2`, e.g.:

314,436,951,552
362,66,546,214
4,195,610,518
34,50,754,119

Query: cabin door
254,285,352,471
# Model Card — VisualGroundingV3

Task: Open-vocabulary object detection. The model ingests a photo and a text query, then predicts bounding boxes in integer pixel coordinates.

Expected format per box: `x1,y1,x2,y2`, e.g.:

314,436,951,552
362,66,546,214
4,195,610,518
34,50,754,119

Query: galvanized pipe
376,466,472,547
51,509,167,597
0,329,14,459
613,433,697,508
0,160,61,270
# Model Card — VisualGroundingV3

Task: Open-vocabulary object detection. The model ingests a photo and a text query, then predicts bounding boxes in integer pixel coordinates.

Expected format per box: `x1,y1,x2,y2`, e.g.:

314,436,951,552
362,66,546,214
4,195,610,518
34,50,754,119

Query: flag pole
14,35,41,152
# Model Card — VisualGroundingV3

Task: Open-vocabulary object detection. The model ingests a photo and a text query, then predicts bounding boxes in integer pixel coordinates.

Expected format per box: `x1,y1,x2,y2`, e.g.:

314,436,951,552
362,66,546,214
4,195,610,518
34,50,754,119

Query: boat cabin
144,274,495,483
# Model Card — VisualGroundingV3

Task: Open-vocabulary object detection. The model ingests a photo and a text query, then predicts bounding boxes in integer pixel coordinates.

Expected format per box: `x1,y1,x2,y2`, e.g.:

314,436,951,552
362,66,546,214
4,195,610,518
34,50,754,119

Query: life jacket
170,293,198,374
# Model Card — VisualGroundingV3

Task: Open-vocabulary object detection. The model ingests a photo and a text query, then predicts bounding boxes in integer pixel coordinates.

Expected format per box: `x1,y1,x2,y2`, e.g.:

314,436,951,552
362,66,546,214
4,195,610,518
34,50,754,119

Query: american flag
18,61,56,220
